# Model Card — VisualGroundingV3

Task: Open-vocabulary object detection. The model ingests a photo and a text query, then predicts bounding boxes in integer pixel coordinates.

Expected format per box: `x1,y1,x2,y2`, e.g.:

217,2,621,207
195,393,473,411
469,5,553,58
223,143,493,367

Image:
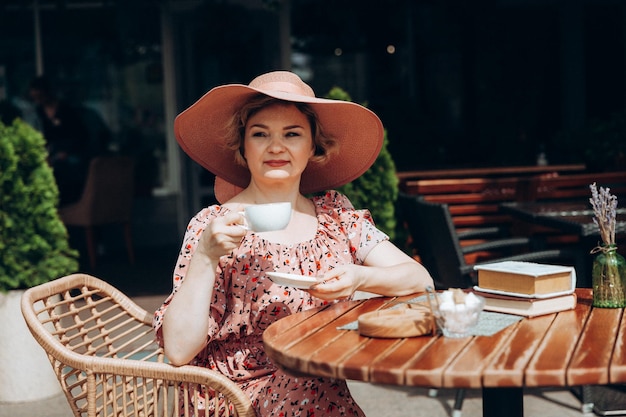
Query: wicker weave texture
21,273,256,417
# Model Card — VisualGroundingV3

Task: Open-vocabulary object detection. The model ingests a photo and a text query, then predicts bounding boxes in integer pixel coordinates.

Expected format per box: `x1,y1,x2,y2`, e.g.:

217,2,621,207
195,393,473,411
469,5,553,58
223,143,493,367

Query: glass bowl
431,291,485,338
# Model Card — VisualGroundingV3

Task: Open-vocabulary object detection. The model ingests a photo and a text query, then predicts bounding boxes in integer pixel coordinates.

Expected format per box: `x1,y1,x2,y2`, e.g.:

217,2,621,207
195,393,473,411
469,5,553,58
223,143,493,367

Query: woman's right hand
196,211,247,263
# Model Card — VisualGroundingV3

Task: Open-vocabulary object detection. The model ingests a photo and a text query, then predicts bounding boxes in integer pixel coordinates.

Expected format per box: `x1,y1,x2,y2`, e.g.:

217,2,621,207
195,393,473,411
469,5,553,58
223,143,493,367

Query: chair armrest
20,321,256,417
457,226,504,240
461,236,531,254
91,357,249,397
21,273,256,417
87,355,256,417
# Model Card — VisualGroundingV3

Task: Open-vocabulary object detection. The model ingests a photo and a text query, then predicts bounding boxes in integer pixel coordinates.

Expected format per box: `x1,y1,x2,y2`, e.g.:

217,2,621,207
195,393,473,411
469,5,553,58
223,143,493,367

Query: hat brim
174,83,383,197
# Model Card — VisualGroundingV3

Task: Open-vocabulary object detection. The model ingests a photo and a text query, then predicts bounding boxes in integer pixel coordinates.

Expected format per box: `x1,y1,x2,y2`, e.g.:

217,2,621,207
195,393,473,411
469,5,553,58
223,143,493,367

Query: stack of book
473,261,577,317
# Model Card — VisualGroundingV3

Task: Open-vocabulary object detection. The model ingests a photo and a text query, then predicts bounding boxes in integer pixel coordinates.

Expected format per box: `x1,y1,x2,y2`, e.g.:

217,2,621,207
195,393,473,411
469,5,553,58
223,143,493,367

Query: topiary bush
326,86,400,241
0,119,79,291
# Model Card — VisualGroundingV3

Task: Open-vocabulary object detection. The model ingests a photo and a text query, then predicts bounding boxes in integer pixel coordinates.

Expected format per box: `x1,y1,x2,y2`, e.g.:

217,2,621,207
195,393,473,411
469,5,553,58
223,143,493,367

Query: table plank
337,337,407,382
263,300,361,372
567,303,622,386
610,308,626,382
443,321,521,388
482,314,554,387
272,298,389,374
525,291,592,386
307,328,372,378
401,337,473,387
368,335,441,386
301,296,418,379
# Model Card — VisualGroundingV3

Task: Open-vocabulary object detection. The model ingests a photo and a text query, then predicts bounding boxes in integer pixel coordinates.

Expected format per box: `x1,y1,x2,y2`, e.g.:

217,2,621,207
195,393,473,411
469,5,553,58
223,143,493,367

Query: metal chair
21,273,256,417
397,193,583,290
58,156,135,269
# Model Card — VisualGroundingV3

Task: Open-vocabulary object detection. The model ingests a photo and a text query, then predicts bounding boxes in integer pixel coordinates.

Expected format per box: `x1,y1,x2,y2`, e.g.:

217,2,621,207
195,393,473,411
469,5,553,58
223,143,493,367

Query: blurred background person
29,75,110,205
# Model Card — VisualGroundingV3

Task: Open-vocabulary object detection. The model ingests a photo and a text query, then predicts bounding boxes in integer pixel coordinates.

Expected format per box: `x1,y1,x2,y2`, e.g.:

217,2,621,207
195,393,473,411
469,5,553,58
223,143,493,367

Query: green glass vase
592,245,626,308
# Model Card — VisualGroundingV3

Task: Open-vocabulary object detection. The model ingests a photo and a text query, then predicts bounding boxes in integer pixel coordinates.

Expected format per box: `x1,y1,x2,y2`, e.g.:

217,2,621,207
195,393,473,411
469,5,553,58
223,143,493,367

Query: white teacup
241,202,292,232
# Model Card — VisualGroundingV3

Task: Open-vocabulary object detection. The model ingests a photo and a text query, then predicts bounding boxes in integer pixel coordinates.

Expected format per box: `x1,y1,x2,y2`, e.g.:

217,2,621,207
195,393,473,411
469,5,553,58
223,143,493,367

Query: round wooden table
263,289,626,417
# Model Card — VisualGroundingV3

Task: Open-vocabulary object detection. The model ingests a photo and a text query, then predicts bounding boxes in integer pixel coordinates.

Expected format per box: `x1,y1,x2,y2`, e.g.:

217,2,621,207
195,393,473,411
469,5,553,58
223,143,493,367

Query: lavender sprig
589,182,618,246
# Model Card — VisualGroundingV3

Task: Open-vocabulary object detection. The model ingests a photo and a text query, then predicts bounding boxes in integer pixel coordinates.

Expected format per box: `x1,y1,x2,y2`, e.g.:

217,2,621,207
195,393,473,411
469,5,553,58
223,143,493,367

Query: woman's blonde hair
224,95,337,167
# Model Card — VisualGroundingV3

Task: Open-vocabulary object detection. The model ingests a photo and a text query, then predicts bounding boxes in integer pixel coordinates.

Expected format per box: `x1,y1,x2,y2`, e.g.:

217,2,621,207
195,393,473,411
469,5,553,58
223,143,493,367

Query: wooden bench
397,163,586,182
398,176,532,264
399,170,626,233
397,168,626,263
528,171,626,201
397,164,588,236
400,176,526,232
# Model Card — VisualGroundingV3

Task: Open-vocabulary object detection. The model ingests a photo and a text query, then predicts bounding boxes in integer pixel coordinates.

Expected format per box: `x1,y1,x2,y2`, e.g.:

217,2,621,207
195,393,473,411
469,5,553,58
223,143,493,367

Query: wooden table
500,201,626,286
263,289,626,417
500,201,626,238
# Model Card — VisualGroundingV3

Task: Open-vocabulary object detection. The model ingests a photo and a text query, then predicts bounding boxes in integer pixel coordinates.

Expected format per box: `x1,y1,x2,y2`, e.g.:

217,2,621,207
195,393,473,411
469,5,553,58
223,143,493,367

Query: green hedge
326,87,399,241
0,119,79,291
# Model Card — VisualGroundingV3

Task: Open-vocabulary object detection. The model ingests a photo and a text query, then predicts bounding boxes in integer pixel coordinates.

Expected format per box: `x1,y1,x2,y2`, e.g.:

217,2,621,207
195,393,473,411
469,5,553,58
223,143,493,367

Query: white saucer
266,272,318,289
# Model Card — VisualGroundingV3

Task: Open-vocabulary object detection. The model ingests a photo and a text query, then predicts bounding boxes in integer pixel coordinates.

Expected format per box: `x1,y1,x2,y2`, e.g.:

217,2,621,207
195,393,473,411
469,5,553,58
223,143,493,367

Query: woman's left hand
308,265,362,300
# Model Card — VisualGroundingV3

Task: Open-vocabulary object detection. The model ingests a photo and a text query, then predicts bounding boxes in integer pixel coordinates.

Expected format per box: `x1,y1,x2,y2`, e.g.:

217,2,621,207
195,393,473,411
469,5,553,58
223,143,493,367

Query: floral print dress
153,191,388,417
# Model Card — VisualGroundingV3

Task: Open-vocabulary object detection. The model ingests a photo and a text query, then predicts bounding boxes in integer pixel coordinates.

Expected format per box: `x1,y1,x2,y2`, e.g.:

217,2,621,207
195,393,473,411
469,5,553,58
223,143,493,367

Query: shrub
0,119,79,291
326,87,399,241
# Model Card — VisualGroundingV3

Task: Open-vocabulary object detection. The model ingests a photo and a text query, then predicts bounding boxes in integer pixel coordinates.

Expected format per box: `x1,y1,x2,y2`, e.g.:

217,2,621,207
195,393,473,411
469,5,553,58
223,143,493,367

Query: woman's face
243,103,315,187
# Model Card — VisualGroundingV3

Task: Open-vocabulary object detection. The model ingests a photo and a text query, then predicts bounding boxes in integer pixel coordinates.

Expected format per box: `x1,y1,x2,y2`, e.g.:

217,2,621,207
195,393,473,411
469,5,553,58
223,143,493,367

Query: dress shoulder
313,190,388,263
312,190,355,211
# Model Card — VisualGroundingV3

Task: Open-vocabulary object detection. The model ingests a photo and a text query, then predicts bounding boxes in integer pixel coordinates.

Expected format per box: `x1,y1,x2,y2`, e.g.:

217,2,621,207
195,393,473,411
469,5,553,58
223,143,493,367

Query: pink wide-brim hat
174,71,384,203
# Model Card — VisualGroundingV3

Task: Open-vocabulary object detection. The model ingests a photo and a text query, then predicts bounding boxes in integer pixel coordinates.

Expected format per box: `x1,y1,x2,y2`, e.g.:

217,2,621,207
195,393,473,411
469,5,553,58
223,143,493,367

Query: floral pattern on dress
153,191,388,416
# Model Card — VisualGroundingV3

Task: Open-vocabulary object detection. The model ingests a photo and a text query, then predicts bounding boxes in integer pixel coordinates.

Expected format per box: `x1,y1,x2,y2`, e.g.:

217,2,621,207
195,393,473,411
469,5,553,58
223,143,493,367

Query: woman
154,71,433,416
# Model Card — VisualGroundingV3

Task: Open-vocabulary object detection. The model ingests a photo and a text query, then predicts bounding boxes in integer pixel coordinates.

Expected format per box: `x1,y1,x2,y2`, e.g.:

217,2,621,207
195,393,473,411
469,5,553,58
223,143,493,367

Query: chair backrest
397,193,473,289
21,273,255,417
400,176,525,231
528,171,626,201
69,155,135,224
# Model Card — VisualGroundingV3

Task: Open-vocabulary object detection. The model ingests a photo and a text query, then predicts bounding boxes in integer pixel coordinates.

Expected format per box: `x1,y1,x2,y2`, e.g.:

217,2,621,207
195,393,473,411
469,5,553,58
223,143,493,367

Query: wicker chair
20,273,256,417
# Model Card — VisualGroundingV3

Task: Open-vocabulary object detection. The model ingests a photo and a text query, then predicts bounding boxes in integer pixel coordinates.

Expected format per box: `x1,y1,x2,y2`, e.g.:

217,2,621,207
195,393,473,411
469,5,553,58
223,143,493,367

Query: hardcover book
474,261,576,297
473,289,577,317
